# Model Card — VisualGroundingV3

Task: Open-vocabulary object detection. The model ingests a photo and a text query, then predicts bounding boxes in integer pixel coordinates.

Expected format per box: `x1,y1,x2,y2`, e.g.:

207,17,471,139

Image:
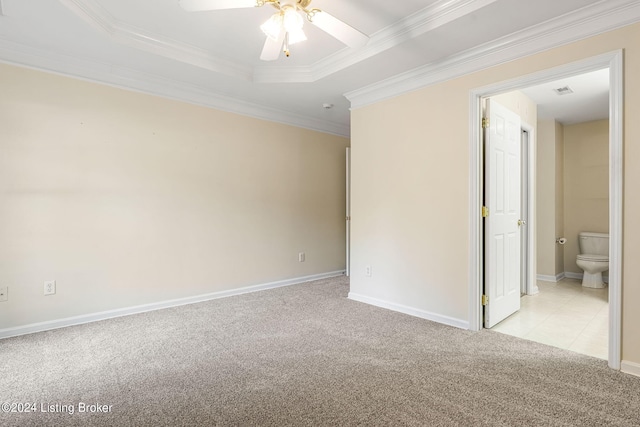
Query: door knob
518,219,527,226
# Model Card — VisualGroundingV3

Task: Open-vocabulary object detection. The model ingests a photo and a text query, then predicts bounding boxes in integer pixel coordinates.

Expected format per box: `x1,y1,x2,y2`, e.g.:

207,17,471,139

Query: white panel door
484,99,521,328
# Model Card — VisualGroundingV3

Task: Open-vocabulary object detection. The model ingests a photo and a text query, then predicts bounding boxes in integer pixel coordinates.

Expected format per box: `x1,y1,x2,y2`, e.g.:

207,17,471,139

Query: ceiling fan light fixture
283,7,303,31
283,7,306,44
182,0,369,61
260,13,283,41
287,27,307,44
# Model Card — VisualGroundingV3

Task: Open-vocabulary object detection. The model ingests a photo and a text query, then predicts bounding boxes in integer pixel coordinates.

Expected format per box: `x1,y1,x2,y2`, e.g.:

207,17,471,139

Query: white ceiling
0,0,637,136
521,69,610,125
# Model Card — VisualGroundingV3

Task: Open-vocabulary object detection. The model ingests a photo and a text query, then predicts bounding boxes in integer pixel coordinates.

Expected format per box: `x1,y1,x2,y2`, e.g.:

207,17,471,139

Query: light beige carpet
1,275,639,426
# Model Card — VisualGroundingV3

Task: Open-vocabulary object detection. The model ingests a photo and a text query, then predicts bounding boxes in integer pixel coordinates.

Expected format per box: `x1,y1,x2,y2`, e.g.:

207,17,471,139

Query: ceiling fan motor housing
276,0,313,12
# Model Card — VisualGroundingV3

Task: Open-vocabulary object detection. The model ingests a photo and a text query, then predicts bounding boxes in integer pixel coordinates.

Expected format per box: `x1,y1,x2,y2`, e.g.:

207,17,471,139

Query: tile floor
491,278,608,359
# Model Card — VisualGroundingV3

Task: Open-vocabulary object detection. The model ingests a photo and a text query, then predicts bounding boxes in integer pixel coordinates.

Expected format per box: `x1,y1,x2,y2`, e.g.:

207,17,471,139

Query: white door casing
484,99,522,328
469,50,623,369
520,129,530,295
346,147,351,277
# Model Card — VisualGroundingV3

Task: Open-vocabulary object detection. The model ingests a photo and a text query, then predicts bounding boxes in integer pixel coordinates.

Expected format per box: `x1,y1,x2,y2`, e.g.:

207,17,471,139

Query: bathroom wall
555,121,565,275
535,119,565,278
563,119,609,274
536,119,560,278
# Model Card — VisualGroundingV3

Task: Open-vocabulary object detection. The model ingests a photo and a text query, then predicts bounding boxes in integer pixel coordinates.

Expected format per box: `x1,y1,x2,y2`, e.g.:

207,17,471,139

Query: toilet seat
577,254,609,262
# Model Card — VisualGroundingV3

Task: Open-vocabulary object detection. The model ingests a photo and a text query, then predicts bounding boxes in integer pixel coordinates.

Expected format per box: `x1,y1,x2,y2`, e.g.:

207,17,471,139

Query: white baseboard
564,271,584,281
347,292,468,330
536,273,565,283
0,271,345,340
537,271,609,284
621,360,640,378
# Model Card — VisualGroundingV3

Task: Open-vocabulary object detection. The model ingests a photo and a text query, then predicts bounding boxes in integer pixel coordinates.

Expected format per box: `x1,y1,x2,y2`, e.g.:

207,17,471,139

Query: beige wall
563,119,609,274
0,63,348,329
536,120,558,276
555,121,565,275
536,119,565,277
350,23,640,366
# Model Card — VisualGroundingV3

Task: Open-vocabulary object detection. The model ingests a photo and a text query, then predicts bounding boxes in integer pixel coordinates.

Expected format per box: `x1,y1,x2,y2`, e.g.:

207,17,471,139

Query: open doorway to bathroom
489,69,610,359
469,51,623,369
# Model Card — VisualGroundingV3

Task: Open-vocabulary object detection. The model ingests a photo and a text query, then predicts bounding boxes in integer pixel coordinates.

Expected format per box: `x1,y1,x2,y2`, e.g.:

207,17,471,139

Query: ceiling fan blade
260,33,285,61
310,11,368,49
179,0,258,12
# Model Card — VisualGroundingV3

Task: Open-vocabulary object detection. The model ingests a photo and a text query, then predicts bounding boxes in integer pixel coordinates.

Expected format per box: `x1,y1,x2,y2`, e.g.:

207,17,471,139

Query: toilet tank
578,232,609,255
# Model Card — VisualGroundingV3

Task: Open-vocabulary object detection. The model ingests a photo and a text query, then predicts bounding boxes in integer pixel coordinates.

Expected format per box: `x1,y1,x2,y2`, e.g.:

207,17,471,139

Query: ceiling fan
179,0,369,60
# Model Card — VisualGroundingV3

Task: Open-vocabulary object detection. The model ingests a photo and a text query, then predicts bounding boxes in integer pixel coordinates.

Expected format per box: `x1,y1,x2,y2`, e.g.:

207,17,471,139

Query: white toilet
576,231,609,288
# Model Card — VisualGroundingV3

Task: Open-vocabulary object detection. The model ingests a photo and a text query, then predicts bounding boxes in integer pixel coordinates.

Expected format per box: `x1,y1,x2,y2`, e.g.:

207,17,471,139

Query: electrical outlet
298,252,305,262
0,286,7,302
365,266,372,277
44,280,56,296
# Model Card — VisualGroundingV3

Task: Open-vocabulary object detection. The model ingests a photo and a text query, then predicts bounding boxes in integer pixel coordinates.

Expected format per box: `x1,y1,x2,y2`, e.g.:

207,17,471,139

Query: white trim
58,0,500,85
51,0,640,89
0,271,345,340
58,0,253,81
521,121,538,296
621,361,640,378
468,50,623,371
348,292,469,330
536,273,566,283
468,87,482,334
346,0,640,109
608,48,624,371
564,271,584,281
2,1,636,137
0,38,349,137
556,271,610,284
253,65,314,84
345,147,351,277
304,0,500,84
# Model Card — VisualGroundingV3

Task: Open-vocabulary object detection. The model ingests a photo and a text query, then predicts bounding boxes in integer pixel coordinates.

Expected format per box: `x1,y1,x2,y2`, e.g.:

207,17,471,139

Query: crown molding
310,0,499,83
0,37,350,137
252,0,500,83
345,0,640,108
252,65,314,83
58,0,254,81
59,0,501,85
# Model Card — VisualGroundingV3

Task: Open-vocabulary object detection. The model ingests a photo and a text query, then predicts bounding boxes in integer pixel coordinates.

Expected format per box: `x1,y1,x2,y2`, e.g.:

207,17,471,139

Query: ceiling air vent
553,85,574,96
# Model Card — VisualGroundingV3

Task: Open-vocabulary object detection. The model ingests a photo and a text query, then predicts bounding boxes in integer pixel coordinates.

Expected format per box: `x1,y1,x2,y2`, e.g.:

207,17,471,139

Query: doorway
468,51,623,370
485,73,610,360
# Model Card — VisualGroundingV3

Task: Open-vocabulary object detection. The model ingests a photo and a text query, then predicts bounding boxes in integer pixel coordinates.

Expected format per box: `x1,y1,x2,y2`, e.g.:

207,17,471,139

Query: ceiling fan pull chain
283,32,291,57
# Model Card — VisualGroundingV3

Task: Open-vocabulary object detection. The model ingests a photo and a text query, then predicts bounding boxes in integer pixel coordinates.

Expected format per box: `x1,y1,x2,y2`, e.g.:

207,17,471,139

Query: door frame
519,123,538,296
346,147,351,277
468,50,623,370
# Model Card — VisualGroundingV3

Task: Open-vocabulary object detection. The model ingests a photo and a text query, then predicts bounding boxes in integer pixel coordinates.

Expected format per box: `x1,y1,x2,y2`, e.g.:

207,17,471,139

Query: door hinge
482,117,489,129
482,295,489,306
481,206,489,217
